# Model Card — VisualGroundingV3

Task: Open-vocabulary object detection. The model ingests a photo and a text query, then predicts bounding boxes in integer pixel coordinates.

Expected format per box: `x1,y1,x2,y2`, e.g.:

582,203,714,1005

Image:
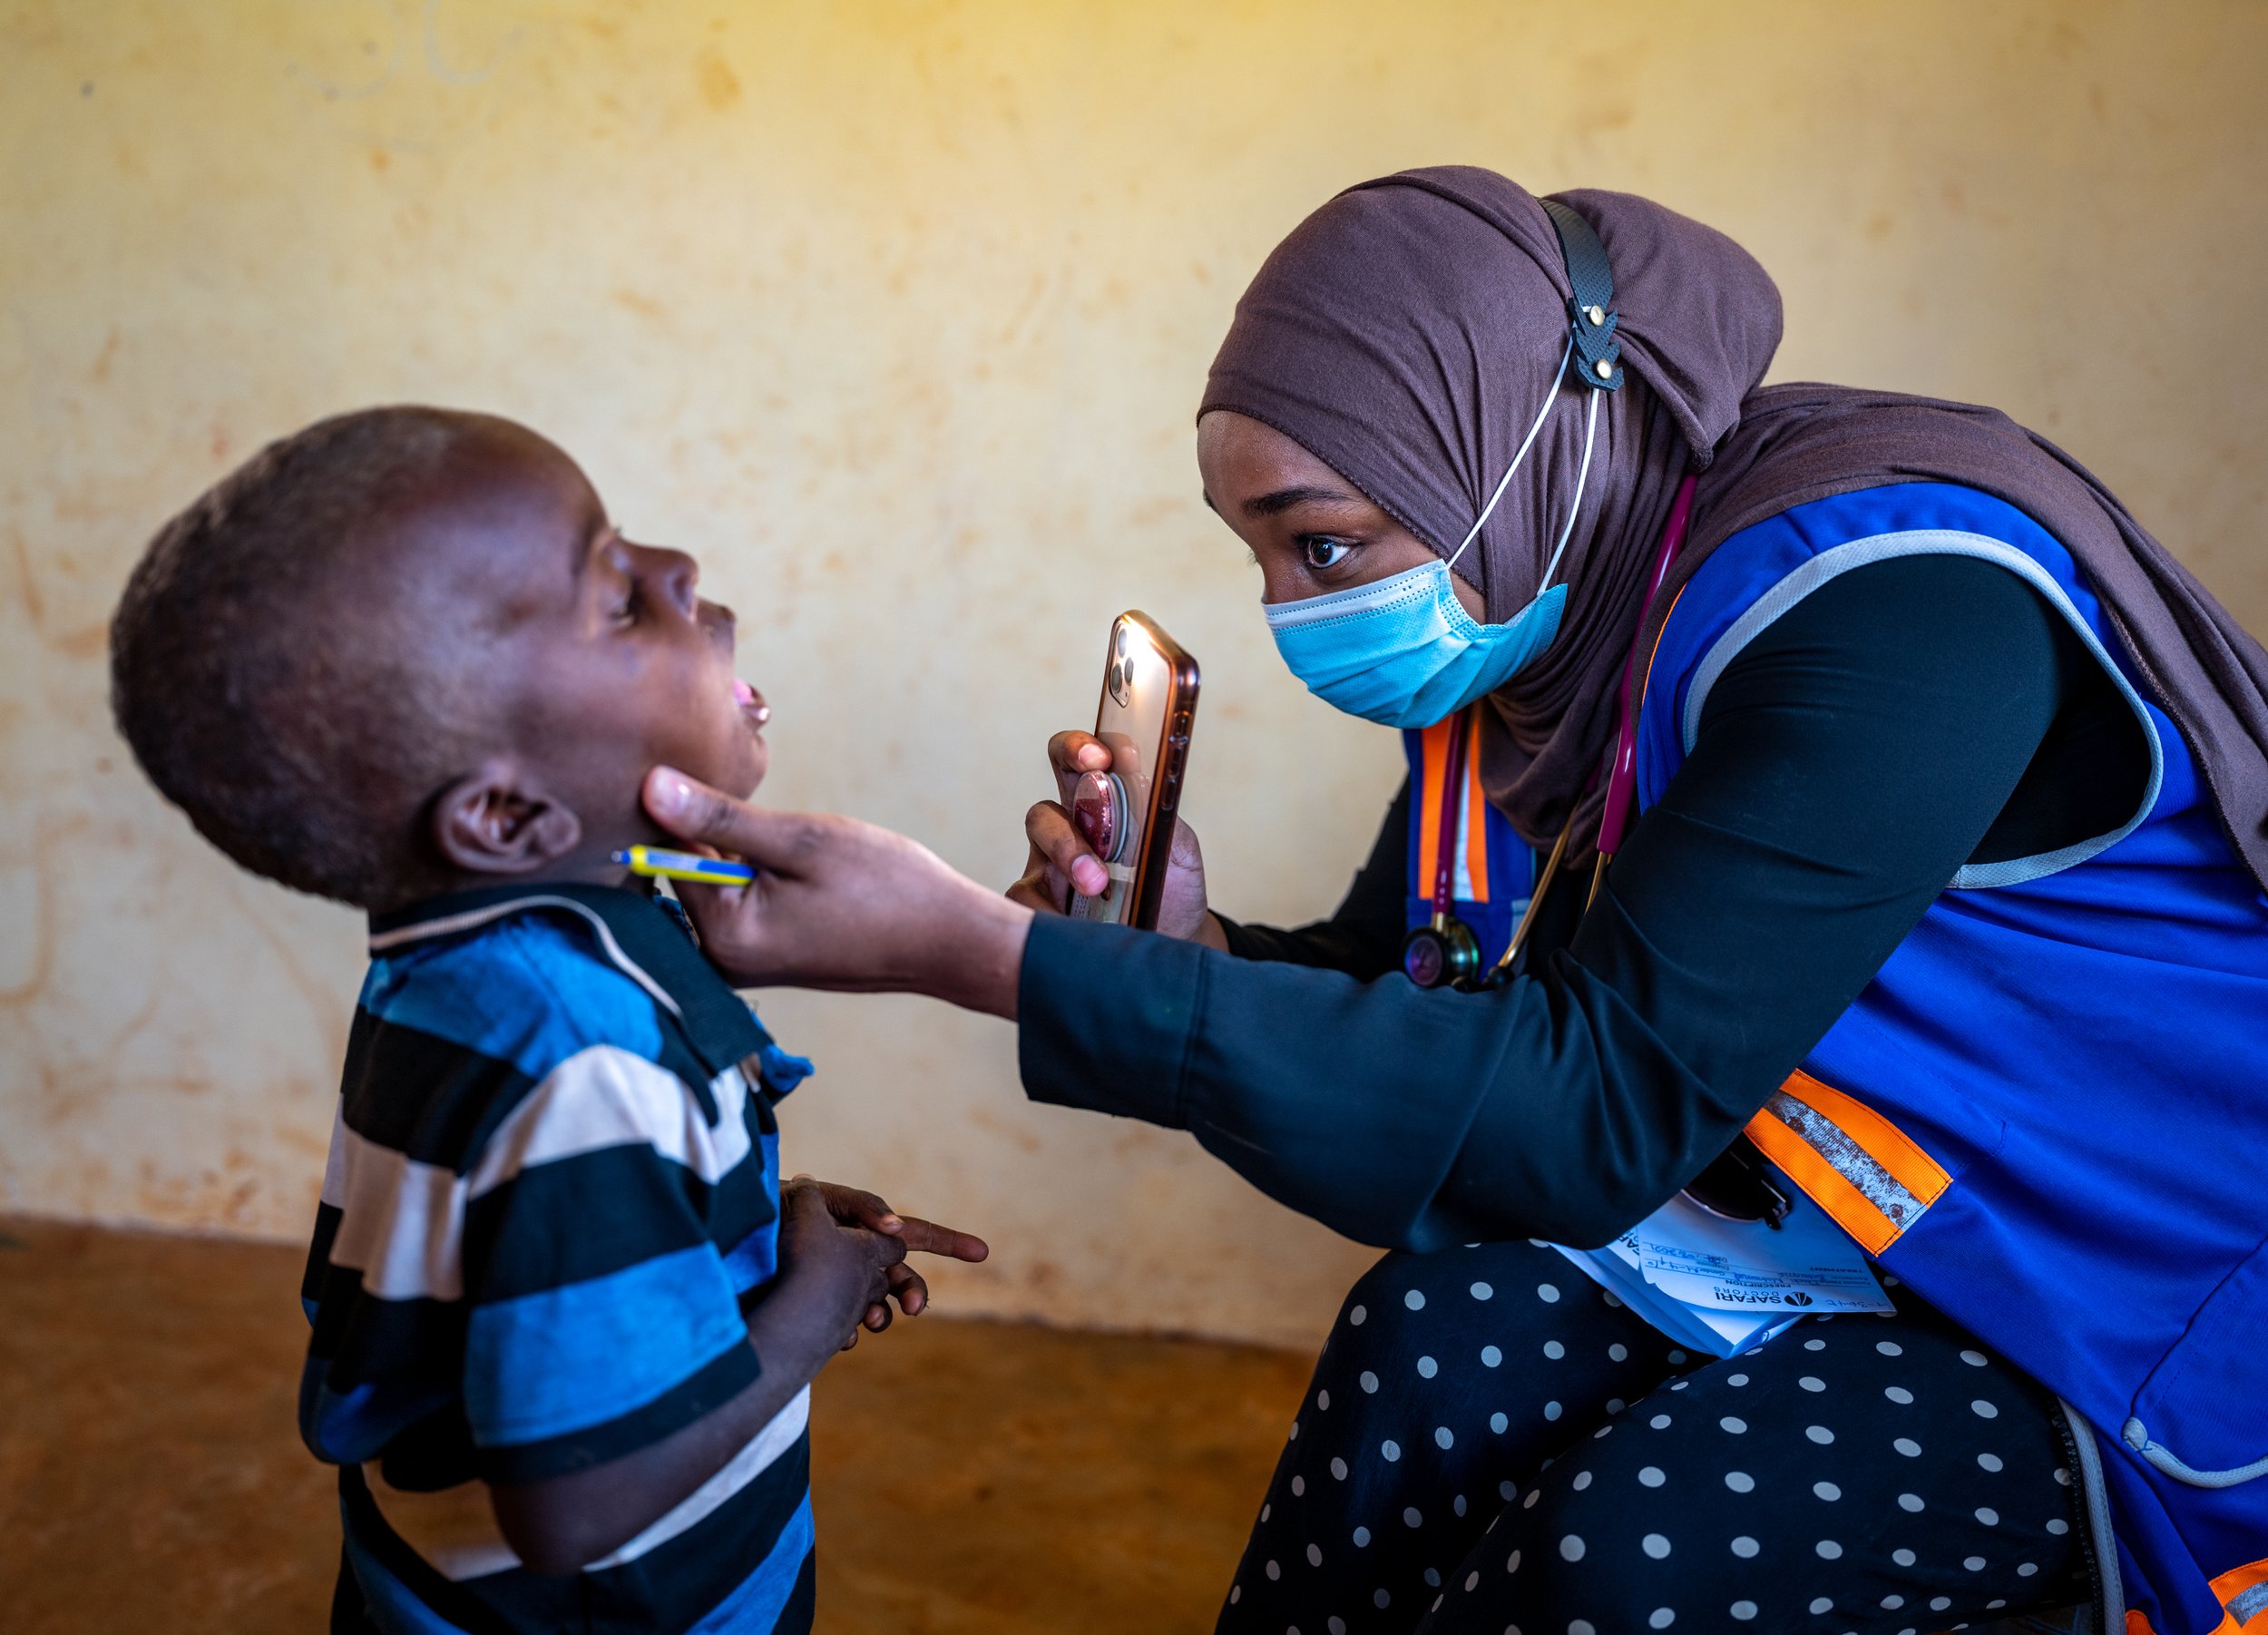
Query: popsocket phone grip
1071,770,1131,864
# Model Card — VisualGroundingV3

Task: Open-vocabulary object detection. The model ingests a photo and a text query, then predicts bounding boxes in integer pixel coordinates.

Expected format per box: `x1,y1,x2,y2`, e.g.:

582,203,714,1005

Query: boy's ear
430,759,582,876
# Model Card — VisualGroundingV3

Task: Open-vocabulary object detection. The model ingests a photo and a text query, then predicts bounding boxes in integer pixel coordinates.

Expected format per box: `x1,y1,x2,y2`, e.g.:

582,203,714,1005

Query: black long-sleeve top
1016,553,2146,1251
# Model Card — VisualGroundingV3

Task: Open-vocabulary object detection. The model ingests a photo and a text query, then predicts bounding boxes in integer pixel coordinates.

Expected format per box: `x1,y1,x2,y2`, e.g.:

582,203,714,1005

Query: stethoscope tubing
1428,709,1472,923
1461,473,1702,983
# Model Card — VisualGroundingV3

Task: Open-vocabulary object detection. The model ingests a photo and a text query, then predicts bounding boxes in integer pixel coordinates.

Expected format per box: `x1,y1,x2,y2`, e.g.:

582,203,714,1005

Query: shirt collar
368,881,768,1078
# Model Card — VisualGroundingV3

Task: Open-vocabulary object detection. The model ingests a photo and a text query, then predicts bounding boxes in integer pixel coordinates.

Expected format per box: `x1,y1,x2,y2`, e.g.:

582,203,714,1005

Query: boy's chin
660,727,765,803
721,743,767,802
649,734,771,807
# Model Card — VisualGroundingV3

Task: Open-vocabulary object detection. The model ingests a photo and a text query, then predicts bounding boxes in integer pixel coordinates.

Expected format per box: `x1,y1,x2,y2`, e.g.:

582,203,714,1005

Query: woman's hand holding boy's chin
640,765,1033,1019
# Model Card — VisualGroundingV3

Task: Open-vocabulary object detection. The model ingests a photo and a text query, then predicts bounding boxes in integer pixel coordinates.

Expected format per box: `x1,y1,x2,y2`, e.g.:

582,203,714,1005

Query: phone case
1068,612,1198,931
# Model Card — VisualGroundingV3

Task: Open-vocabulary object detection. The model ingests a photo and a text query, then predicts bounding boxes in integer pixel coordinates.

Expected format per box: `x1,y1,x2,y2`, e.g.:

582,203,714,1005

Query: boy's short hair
111,406,487,909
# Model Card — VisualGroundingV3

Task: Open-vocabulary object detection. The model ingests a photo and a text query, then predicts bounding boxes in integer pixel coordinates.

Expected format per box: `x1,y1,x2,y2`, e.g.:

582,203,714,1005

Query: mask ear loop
1443,334,1574,575
1537,382,1600,593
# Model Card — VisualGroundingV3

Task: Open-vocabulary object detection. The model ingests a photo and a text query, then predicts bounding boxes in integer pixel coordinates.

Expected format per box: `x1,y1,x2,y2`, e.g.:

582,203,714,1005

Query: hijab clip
1540,197,1624,392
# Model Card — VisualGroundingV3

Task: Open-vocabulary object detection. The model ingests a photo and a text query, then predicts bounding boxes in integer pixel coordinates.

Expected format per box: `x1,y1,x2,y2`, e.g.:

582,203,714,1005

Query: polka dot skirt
1218,1241,2087,1635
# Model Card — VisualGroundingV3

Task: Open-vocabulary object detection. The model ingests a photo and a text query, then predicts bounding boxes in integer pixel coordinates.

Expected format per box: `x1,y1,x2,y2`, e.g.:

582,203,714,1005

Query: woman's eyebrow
1244,484,1364,518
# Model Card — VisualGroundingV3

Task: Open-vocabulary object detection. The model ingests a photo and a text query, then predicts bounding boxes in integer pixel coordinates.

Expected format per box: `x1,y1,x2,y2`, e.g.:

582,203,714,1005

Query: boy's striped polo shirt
300,882,817,1635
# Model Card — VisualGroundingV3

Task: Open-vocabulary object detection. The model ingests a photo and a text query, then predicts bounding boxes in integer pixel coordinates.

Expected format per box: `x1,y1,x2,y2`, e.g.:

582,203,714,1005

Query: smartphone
1066,612,1199,930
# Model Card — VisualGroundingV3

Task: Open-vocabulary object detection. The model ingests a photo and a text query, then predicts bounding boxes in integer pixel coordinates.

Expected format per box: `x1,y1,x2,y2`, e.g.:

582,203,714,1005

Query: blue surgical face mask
1264,338,1600,729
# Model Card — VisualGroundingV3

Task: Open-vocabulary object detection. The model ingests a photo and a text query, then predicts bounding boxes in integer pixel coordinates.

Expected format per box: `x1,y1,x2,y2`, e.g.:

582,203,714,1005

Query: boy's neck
425,838,651,909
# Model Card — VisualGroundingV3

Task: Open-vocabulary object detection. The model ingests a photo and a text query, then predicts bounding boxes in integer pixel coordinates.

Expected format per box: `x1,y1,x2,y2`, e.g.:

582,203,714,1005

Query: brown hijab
1201,166,2268,888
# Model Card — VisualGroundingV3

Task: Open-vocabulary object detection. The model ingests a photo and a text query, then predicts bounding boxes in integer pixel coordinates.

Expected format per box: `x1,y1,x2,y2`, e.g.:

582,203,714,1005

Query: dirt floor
0,1216,1311,1634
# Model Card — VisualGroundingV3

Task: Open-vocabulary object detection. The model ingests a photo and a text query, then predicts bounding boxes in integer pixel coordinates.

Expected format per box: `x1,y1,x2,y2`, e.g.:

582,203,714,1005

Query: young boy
109,407,987,1634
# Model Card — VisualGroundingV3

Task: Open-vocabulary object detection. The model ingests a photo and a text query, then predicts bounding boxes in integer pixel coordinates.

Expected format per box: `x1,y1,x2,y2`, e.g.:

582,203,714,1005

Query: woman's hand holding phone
1009,729,1227,949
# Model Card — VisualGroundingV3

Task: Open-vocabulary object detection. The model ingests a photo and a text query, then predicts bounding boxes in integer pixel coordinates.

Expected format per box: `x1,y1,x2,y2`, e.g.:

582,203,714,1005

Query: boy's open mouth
733,676,770,728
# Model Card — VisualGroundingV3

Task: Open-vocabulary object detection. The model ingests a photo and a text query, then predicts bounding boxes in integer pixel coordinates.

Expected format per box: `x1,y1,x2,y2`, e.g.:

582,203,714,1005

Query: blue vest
1630,482,2268,1635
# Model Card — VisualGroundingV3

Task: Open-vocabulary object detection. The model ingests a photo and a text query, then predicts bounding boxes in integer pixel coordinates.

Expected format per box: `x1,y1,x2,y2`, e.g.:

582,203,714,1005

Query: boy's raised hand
798,1176,989,1334
488,1179,979,1576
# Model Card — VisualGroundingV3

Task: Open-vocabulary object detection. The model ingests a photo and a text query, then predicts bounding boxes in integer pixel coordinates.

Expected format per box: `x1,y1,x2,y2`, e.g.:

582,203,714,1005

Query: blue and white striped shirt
300,883,816,1634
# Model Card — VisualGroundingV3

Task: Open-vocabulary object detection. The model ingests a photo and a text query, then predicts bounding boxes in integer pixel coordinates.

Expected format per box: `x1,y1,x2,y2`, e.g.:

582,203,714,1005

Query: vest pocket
2125,1230,2268,1488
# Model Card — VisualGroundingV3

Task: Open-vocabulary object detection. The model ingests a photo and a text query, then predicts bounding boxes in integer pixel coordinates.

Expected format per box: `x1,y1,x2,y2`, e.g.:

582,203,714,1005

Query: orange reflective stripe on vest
1415,718,1450,896
1742,1069,1953,1257
2209,1552,2268,1630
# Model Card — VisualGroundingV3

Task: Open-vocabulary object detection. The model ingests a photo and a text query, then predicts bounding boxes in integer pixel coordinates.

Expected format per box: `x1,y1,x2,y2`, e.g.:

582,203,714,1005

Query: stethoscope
1399,472,1697,993
1394,473,1793,1229
1399,708,1489,988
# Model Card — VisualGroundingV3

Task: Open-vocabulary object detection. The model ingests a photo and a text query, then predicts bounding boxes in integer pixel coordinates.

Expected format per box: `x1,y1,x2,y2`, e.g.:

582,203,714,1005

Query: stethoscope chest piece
1405,706,1491,990
1402,914,1482,989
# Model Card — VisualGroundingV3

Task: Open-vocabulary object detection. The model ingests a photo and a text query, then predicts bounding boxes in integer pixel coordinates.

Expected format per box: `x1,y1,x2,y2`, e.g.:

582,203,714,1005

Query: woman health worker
640,170,2268,1635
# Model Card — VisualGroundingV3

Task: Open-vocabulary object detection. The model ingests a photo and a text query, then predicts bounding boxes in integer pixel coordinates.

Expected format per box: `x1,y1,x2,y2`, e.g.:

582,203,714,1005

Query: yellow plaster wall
4,0,2263,1346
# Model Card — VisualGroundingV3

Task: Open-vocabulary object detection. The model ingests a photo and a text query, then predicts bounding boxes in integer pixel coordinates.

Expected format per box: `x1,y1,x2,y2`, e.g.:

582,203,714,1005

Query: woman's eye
612,586,640,625
1300,536,1354,572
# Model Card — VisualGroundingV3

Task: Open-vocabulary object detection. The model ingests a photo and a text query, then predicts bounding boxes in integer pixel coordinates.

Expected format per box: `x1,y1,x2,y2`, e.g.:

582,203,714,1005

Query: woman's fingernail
1074,859,1108,896
650,768,691,816
879,1213,903,1230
